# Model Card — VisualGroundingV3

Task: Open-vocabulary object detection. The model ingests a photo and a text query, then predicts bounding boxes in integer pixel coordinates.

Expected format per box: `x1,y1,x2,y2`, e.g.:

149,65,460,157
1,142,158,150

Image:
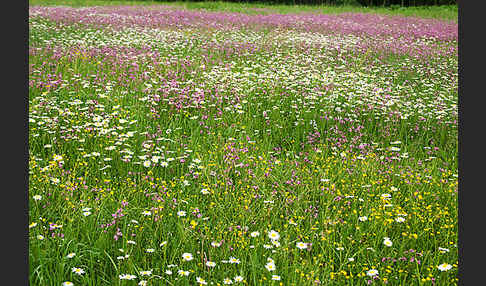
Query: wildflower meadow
29,2,458,285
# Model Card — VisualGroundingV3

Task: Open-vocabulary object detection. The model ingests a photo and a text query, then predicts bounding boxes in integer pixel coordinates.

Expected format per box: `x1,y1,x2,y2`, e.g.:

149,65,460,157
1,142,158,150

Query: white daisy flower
358,216,368,222
438,263,453,271
265,262,276,272
395,217,406,223
250,231,260,237
66,253,76,259
182,252,193,261
196,277,208,285
296,242,308,250
140,270,152,276
229,257,240,264
381,193,391,199
366,269,379,277
268,230,280,241
72,267,85,275
119,274,137,280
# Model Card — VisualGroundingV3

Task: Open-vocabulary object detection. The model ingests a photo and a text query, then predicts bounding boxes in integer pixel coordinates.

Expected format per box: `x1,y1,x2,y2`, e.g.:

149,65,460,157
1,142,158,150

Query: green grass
29,3,458,286
29,0,458,20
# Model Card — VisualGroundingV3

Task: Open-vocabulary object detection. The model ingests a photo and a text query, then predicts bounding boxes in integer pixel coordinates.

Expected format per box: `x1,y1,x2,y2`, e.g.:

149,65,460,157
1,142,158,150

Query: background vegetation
29,0,458,20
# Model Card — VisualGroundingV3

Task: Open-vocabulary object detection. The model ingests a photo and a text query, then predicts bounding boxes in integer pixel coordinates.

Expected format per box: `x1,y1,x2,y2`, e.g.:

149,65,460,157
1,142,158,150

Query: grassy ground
29,2,457,286
29,0,458,20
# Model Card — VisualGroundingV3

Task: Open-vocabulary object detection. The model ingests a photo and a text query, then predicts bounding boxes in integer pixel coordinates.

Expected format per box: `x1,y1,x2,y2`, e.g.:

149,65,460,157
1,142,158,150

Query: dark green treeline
355,0,456,6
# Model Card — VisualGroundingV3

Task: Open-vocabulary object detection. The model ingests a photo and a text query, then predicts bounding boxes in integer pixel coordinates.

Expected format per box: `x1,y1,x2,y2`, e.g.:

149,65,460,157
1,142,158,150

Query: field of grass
29,0,458,20
29,2,458,285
